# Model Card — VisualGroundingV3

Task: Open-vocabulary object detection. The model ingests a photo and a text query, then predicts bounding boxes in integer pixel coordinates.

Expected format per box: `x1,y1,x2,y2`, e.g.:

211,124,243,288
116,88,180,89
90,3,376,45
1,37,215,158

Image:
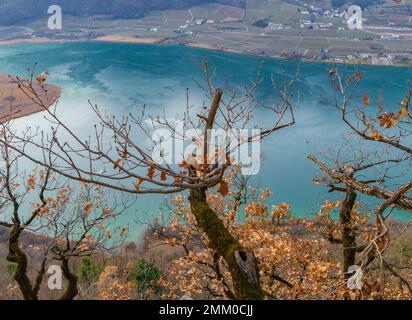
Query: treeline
0,0,246,25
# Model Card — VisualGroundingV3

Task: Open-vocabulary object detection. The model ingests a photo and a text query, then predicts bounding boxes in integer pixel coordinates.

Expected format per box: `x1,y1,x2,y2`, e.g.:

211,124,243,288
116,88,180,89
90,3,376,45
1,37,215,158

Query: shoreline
0,35,161,47
0,36,410,69
94,35,160,44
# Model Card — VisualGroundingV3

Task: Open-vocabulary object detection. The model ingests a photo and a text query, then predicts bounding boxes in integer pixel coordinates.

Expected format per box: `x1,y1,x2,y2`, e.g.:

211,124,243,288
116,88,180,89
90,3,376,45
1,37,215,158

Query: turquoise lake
0,42,411,239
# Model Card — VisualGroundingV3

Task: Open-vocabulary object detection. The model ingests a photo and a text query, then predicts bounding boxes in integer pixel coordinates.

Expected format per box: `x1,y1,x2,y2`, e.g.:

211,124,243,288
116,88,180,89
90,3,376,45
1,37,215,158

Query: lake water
0,42,411,239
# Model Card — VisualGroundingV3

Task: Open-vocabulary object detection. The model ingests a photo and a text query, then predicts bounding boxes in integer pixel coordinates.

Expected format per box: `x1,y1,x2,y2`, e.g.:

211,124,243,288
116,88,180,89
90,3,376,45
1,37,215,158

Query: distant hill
0,0,246,25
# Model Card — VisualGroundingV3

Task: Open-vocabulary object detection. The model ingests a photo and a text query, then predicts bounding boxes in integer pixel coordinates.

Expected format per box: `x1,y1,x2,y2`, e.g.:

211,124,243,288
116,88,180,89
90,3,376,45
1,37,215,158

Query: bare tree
0,121,131,300
1,60,298,299
309,67,412,296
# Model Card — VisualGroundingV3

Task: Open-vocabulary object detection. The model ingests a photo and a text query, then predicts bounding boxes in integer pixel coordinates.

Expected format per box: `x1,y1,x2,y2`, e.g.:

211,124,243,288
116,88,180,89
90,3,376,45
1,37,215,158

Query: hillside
0,0,246,25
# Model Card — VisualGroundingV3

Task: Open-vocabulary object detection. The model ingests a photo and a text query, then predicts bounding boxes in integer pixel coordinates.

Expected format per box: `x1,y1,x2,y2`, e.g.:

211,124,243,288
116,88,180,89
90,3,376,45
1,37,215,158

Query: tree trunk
189,188,264,300
7,226,38,300
59,258,79,300
340,190,357,279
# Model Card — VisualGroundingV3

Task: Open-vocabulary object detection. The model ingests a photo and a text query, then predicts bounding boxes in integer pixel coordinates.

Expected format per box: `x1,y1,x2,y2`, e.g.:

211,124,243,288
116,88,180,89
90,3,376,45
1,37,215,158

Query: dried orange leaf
362,95,370,106
218,181,229,197
378,112,398,129
113,159,122,170
36,71,49,85
134,178,143,191
398,107,408,118
120,150,130,159
354,71,363,79
147,166,155,179
179,161,189,168
371,130,383,141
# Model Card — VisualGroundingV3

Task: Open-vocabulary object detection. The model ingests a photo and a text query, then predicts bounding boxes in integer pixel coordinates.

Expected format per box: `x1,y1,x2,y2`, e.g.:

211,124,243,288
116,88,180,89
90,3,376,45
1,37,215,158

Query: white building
267,23,284,30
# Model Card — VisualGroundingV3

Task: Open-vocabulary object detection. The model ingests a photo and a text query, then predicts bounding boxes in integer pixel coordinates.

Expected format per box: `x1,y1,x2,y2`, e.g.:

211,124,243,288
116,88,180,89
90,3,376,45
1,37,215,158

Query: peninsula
0,72,61,123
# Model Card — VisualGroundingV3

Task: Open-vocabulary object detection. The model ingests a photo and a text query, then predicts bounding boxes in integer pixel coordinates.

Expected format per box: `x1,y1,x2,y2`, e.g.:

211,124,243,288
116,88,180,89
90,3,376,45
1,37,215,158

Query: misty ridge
0,0,246,25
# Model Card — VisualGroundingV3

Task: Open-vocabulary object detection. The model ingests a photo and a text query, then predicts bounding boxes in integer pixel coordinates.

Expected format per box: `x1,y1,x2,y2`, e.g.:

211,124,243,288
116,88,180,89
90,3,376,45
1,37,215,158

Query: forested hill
0,0,246,25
